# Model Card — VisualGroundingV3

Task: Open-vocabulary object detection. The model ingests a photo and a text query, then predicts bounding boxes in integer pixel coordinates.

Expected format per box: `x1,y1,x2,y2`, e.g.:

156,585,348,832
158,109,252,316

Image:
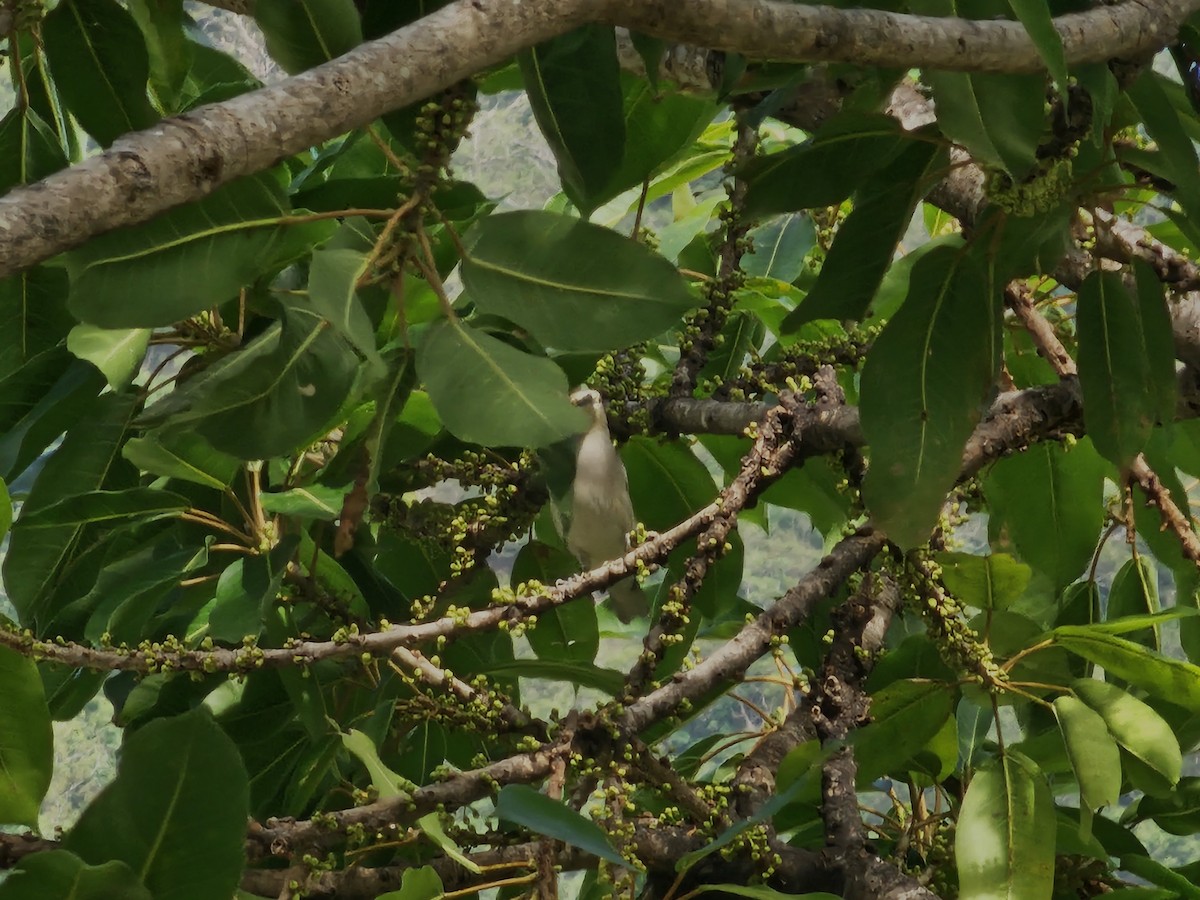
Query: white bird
567,388,649,623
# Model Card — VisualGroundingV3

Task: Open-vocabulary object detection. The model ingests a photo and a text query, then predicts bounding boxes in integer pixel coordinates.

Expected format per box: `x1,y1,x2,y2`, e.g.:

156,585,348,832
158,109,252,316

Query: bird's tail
608,577,649,624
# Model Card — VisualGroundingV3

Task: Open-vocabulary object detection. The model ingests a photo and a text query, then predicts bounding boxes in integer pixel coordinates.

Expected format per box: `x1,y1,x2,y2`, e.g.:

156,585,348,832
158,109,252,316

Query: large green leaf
3,393,138,627
0,105,68,197
64,710,249,900
497,784,627,866
861,245,999,549
984,439,1106,591
853,679,954,781
121,431,239,489
1072,678,1181,793
375,867,443,900
1076,270,1154,470
1131,261,1177,428
1105,558,1160,650
254,0,362,74
784,138,944,327
66,324,151,391
741,213,816,283
461,210,697,352
138,298,364,459
67,174,331,329
1134,778,1200,837
15,488,189,529
1053,695,1121,810
415,318,587,448
1054,631,1200,711
0,645,53,828
740,113,908,217
0,851,151,900
78,538,205,645
0,352,106,482
595,74,715,207
1127,71,1200,216
928,68,1044,178
0,265,73,383
41,0,160,146
519,26,625,214
126,0,189,112
1006,0,1067,97
935,551,1031,612
956,752,1056,900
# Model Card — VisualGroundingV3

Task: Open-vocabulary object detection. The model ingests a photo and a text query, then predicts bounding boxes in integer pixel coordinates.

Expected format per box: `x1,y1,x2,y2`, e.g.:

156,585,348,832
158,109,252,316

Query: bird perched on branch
566,388,649,623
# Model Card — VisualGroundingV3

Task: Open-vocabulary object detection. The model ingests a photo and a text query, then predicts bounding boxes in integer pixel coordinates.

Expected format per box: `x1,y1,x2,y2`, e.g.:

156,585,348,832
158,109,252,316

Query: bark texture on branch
1,0,1197,278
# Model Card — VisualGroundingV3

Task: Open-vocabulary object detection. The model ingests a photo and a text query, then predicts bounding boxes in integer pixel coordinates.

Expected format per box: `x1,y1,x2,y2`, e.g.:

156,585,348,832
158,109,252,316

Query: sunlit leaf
462,210,697,352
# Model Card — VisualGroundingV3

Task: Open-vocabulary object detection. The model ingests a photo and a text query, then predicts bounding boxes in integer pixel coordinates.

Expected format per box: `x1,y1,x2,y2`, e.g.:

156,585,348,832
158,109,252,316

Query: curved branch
1,0,1197,278
611,0,1199,74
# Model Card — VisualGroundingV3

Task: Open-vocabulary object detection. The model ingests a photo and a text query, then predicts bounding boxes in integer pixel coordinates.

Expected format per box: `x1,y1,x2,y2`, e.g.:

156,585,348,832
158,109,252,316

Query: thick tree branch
609,0,1197,73
2,0,1197,278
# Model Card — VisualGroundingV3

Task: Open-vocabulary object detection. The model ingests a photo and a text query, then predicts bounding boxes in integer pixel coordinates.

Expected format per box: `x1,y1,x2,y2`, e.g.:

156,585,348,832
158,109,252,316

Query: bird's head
569,387,606,427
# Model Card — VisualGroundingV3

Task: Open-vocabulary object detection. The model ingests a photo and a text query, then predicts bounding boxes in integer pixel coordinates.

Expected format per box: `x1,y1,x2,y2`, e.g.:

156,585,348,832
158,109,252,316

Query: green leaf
0,645,53,828
596,74,716,205
127,0,190,112
519,26,624,214
854,680,953,781
0,851,151,900
0,352,106,482
16,488,189,528
341,729,412,800
1131,261,1177,427
0,265,74,383
741,213,816,283
64,710,249,900
1134,778,1200,838
461,210,697,352
1055,630,1200,711
259,485,345,520
1068,607,1198,636
41,0,159,147
920,53,1045,179
305,248,385,368
66,324,151,390
0,477,9,545
956,752,1055,900
785,138,944,327
205,540,293,642
740,113,907,217
861,245,1000,548
514,542,599,664
984,439,1106,591
375,866,443,900
138,298,363,459
122,431,239,489
1072,678,1182,791
1076,270,1154,470
935,552,1031,612
496,784,627,867
3,393,138,626
1120,855,1200,900
80,538,206,645
0,106,67,197
1105,558,1160,649
1006,0,1068,97
254,0,362,74
418,812,482,874
66,174,330,329
1127,72,1200,216
1054,695,1121,809
416,318,587,448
